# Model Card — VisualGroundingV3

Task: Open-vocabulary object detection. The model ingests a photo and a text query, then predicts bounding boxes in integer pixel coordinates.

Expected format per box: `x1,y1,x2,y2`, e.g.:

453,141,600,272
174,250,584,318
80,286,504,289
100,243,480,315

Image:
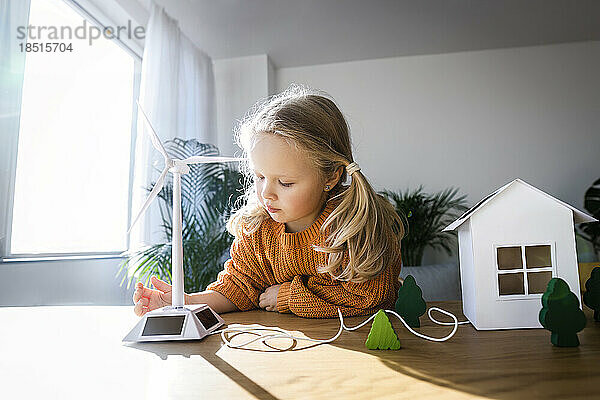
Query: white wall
213,54,273,156
276,41,600,264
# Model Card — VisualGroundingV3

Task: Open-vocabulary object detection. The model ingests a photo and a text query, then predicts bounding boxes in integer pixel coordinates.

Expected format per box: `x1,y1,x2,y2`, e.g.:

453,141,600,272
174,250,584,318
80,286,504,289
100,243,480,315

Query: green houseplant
119,139,244,293
576,178,600,257
380,186,469,266
575,178,600,289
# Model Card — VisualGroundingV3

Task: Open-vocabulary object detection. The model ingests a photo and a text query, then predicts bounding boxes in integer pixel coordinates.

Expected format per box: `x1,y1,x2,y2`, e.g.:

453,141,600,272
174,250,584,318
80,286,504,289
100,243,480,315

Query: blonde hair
227,84,405,283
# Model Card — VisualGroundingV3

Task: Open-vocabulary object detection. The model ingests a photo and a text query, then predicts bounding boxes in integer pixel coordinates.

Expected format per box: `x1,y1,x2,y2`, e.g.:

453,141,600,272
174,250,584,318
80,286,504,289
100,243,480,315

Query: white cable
340,307,465,342
388,308,459,342
211,310,346,351
427,307,472,326
211,307,470,351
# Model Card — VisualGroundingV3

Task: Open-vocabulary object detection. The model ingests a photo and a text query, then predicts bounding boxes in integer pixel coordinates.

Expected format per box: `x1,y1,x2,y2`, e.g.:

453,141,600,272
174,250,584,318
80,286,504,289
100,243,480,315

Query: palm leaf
380,186,469,266
118,139,244,293
577,178,600,256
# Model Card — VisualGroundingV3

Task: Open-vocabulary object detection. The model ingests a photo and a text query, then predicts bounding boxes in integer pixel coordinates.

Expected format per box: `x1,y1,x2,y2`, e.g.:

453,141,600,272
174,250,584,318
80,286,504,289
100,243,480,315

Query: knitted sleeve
205,231,270,311
276,255,402,318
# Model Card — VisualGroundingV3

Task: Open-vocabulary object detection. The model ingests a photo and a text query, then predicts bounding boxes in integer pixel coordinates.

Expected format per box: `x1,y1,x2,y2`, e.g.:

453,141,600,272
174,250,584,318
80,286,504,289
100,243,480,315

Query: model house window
9,0,139,255
496,245,553,296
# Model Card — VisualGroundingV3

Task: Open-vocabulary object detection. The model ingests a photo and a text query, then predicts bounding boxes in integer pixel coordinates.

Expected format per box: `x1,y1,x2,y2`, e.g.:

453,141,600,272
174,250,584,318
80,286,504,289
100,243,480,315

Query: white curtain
0,0,30,253
129,2,217,253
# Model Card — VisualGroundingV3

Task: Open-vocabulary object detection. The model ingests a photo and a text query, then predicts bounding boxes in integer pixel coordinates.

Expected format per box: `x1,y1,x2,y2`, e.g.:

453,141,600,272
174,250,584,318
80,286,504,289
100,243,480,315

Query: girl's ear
324,166,344,190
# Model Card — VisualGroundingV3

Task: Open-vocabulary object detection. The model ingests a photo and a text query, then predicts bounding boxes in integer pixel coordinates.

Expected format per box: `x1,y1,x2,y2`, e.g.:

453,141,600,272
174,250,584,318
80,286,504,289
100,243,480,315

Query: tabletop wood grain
1,301,598,399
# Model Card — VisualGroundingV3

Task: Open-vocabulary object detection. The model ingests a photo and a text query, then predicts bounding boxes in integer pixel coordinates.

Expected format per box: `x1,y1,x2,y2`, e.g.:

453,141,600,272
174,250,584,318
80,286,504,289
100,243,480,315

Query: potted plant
118,139,244,293
380,186,469,301
577,178,600,255
380,186,469,266
576,178,600,291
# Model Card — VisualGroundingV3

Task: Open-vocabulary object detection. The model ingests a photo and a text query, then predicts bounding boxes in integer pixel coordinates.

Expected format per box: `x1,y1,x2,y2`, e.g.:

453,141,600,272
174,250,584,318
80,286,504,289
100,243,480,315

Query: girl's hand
259,284,281,312
132,276,172,316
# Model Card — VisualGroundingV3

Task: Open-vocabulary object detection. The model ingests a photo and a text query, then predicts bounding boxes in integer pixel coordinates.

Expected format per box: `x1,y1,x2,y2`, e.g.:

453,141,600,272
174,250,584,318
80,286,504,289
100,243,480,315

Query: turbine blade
127,166,169,234
181,156,246,164
136,100,170,161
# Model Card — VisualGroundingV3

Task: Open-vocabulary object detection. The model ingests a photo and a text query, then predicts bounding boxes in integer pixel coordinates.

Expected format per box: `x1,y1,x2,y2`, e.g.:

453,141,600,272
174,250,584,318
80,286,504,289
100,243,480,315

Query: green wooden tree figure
583,266,600,322
365,310,401,350
395,275,426,327
539,278,587,347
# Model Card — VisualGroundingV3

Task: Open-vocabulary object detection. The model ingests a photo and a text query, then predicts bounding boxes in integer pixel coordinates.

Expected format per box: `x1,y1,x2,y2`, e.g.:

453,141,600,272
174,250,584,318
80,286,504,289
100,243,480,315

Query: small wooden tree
539,278,587,347
395,275,426,327
583,266,600,322
365,310,401,350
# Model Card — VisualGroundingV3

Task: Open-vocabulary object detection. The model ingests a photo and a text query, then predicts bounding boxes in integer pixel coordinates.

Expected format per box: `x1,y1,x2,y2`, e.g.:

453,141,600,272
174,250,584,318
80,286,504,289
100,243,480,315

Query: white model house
443,178,597,330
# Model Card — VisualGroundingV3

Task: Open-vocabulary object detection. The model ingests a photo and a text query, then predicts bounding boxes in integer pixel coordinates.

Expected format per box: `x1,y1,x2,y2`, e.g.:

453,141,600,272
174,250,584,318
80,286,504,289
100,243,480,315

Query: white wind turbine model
123,101,244,342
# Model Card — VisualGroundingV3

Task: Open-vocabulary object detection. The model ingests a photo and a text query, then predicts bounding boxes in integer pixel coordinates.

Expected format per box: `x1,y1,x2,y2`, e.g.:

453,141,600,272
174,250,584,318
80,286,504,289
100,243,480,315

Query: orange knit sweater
206,199,402,318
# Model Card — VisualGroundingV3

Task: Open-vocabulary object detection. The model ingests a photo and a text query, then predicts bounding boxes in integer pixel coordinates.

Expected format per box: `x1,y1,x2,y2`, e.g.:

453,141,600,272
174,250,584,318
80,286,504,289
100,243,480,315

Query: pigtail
315,164,406,283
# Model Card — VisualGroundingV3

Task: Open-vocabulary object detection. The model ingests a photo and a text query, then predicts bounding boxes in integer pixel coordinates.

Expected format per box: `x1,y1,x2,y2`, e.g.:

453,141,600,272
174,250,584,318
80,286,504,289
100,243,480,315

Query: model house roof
443,178,597,232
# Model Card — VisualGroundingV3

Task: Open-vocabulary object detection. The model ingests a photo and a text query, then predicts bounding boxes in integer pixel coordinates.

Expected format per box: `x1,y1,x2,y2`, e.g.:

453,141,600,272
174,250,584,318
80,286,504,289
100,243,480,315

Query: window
496,244,554,296
9,0,140,256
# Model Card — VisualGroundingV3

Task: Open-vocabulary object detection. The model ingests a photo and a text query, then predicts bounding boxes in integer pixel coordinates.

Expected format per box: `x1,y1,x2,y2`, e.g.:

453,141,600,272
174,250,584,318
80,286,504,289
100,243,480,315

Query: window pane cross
496,245,553,297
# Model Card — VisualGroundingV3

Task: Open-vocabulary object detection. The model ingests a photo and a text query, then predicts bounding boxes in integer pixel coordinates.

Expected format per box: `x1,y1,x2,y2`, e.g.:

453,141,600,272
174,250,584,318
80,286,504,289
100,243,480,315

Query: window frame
2,0,142,262
494,242,556,300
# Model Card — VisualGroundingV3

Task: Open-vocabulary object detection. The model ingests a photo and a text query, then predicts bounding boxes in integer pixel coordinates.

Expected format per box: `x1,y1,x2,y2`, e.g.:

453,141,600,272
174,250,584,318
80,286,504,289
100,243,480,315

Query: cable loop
210,307,469,351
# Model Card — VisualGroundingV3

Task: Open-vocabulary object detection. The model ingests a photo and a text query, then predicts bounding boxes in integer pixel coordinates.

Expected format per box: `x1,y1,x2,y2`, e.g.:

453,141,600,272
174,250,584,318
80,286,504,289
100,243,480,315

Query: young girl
133,85,405,318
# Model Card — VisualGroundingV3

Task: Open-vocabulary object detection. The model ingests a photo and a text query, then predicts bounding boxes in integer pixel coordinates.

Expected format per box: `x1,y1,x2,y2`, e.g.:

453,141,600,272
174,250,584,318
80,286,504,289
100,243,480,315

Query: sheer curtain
129,2,217,254
0,0,31,255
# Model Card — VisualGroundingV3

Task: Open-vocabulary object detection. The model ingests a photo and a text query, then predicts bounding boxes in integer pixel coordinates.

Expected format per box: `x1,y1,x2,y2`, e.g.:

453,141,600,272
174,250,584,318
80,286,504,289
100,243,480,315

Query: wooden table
2,302,599,399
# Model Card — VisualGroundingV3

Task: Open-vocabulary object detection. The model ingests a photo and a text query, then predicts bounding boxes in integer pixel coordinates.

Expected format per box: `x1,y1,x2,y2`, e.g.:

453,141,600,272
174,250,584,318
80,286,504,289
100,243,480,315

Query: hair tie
346,162,361,176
